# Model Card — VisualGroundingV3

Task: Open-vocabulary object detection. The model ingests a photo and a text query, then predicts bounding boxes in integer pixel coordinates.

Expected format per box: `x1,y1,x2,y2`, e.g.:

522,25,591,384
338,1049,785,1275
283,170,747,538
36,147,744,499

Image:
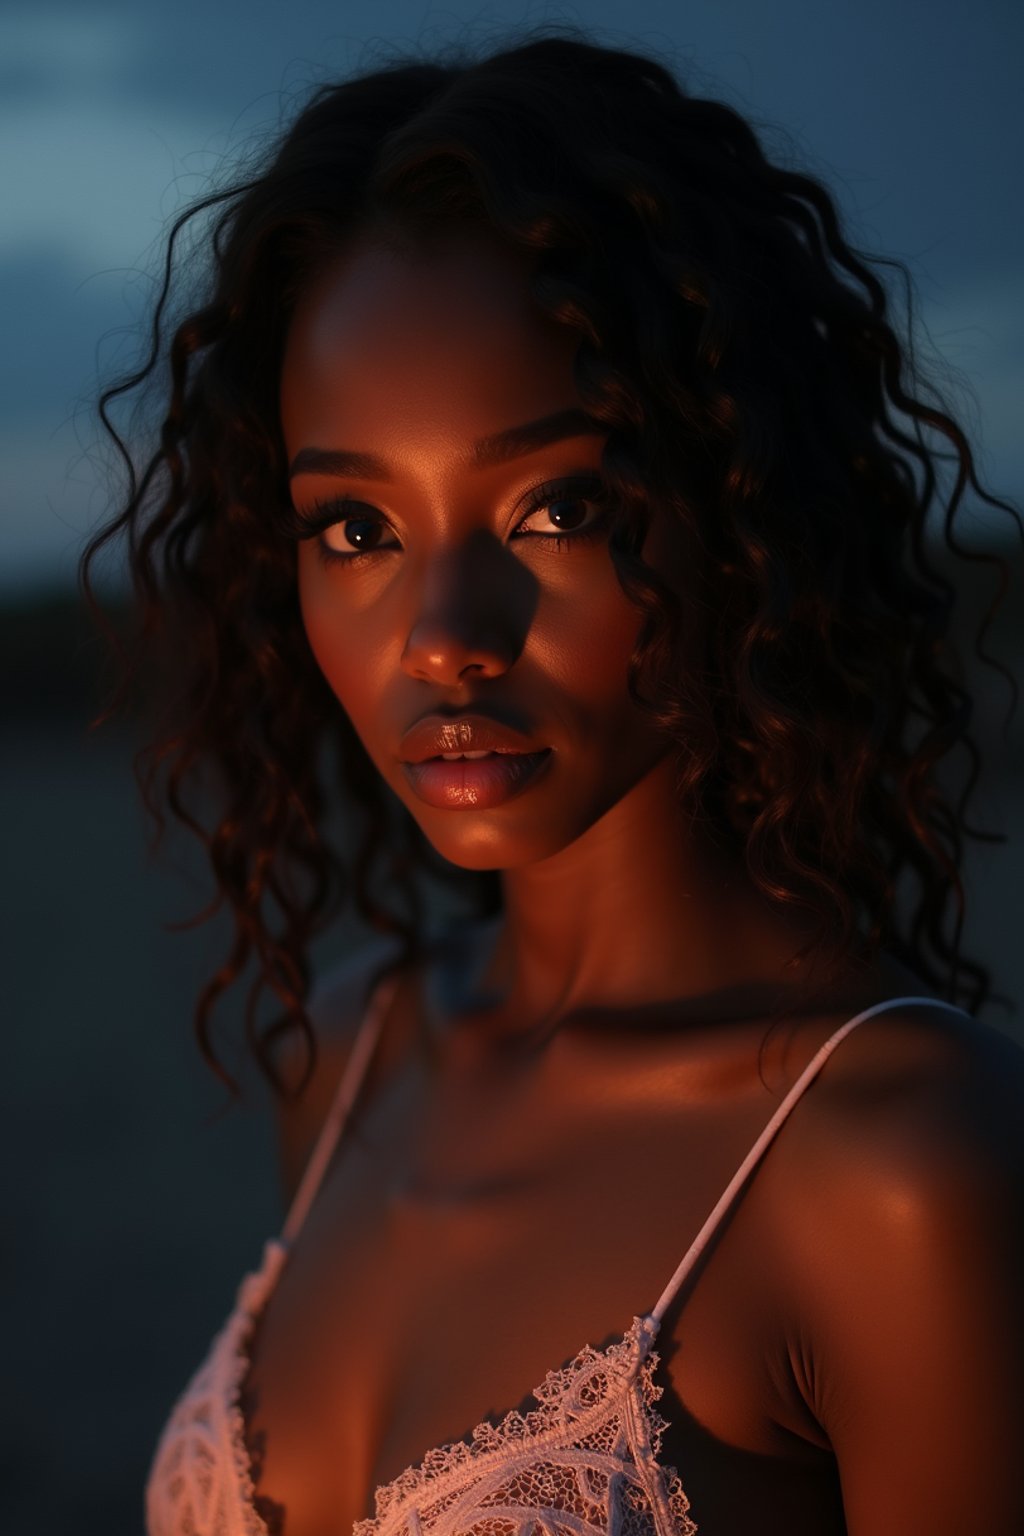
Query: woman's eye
513,479,607,543
320,507,394,559
302,476,609,569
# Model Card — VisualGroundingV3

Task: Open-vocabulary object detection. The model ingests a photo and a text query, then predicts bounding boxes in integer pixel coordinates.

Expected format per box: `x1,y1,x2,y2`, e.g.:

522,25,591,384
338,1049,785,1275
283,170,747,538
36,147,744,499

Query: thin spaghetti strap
280,967,403,1247
646,995,972,1327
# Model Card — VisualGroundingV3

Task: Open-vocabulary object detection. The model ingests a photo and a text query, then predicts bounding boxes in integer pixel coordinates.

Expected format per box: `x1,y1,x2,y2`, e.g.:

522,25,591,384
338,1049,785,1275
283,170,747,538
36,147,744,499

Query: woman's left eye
512,477,609,546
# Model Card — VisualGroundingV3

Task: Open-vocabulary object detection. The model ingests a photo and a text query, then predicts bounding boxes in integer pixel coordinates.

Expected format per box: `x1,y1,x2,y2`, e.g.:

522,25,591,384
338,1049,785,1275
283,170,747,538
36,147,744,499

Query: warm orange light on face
279,226,692,872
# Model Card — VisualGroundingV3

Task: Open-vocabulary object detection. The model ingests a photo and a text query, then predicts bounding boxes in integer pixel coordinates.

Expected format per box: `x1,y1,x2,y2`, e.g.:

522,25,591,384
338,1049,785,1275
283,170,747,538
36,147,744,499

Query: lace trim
353,1315,697,1536
149,1250,697,1536
146,1239,287,1536
226,1240,289,1536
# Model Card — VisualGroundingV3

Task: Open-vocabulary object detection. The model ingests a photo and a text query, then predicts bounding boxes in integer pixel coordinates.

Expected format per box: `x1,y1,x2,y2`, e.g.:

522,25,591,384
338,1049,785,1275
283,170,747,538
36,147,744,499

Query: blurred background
2,2,1022,1531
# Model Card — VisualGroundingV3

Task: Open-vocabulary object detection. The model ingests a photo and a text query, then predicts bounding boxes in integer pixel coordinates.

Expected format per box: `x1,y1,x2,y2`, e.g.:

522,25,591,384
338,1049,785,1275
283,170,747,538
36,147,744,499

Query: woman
81,30,1023,1536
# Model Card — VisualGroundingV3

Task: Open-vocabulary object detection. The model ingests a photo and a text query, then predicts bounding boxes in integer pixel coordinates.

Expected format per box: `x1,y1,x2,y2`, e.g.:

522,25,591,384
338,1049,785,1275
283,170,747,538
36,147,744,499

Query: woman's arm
781,1012,1024,1534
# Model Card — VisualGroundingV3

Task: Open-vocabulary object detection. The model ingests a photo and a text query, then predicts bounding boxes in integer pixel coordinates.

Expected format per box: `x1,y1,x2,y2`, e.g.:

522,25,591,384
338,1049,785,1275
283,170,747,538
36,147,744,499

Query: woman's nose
399,528,535,686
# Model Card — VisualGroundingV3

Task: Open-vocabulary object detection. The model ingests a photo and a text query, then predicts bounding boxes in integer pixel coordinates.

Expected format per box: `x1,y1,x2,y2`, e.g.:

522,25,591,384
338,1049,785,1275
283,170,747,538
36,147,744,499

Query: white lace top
144,978,969,1536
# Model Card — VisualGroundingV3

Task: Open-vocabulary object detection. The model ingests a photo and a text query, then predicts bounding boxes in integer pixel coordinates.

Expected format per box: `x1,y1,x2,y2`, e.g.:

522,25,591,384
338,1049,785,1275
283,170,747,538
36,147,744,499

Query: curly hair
80,27,1019,1101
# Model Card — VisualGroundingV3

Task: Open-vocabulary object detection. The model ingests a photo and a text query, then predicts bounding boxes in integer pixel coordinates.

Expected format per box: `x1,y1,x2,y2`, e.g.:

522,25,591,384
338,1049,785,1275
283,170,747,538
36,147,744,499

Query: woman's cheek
298,560,353,697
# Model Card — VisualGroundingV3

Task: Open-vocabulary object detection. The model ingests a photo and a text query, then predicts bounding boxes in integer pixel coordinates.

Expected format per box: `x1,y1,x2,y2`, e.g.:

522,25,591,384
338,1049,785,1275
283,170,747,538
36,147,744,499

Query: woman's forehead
280,228,583,453
287,225,551,355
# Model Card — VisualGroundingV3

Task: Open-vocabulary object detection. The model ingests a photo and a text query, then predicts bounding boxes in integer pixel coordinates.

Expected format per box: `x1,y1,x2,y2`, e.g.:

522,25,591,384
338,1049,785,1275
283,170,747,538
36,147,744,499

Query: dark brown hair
80,28,1019,1099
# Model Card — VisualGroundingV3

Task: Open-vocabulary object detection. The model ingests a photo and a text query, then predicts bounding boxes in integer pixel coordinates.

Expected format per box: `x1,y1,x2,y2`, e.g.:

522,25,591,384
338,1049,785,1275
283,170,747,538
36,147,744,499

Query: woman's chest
241,1027,842,1536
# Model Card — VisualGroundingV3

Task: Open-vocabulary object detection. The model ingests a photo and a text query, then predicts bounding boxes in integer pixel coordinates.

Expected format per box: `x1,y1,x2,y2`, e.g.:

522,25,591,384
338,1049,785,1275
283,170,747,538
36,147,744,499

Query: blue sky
2,0,1021,594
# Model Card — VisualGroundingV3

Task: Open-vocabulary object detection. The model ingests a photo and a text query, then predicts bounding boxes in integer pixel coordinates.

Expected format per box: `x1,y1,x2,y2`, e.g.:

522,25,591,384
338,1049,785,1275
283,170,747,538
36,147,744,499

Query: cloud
919,272,1024,507
0,7,143,91
0,249,151,425
0,417,112,595
0,98,228,272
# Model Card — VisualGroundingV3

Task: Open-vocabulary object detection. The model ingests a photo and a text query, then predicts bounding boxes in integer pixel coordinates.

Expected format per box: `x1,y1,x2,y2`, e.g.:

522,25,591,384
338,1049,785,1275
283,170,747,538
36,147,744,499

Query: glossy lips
402,748,552,809
399,712,546,763
399,712,552,810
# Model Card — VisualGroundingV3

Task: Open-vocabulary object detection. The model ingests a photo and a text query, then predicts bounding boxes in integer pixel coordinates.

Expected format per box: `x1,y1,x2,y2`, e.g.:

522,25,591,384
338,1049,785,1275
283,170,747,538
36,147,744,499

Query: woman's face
280,223,692,870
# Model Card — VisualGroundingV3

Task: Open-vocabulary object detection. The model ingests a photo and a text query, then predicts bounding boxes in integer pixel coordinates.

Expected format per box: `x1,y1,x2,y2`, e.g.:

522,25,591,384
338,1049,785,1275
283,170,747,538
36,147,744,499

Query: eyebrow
287,407,603,482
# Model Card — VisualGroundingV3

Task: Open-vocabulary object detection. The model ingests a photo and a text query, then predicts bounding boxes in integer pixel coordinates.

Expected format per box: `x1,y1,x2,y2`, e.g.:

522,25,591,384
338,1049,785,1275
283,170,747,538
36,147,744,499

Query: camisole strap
280,967,402,1248
647,994,973,1326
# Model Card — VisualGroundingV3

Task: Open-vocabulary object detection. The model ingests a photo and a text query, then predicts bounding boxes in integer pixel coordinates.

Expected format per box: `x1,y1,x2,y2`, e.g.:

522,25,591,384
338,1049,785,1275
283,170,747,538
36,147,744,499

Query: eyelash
293,476,609,570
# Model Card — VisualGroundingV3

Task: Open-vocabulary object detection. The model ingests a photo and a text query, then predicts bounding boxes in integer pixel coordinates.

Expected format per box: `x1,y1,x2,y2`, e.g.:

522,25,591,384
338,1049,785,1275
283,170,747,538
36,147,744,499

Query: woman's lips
401,748,553,810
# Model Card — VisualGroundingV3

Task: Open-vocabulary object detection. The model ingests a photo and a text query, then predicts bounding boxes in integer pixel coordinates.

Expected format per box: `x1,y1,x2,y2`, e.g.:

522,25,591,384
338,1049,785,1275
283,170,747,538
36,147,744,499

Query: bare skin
284,219,815,1032
238,226,1024,1536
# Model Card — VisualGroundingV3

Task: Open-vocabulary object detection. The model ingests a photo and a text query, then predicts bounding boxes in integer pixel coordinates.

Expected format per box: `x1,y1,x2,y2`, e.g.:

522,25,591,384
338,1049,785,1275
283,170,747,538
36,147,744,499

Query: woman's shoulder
756,995,1024,1503
792,992,1024,1156
765,991,1024,1315
753,941,1020,1145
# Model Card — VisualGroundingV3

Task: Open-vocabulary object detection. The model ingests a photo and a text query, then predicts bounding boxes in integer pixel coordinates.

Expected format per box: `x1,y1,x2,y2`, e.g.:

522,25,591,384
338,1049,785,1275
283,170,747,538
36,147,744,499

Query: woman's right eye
318,507,394,564
288,498,396,568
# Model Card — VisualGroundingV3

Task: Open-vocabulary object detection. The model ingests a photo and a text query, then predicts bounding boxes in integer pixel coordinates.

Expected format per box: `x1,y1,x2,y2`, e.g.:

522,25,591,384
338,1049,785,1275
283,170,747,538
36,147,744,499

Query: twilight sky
1,0,1021,595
